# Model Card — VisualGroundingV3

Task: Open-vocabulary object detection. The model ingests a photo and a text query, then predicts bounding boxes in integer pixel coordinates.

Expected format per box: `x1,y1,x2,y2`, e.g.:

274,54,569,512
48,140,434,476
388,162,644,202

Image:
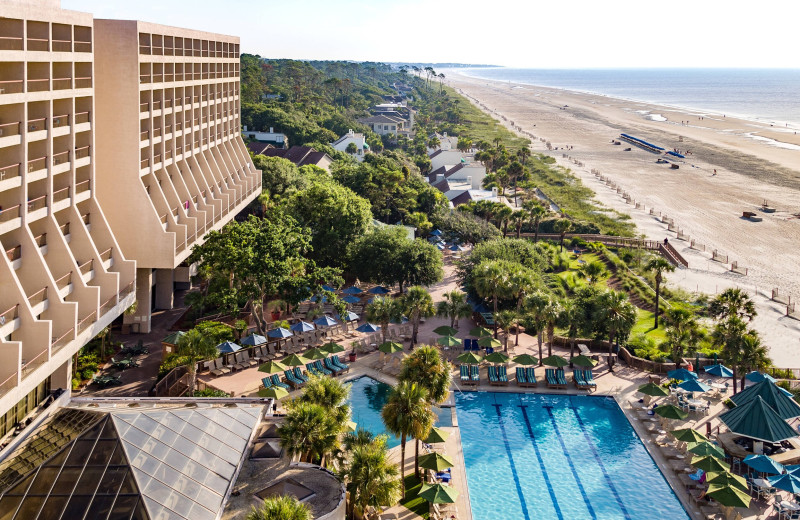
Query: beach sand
446,72,800,367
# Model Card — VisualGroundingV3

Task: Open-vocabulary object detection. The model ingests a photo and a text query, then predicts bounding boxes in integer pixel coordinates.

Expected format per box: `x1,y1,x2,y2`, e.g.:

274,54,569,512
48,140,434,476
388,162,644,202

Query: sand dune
447,72,800,367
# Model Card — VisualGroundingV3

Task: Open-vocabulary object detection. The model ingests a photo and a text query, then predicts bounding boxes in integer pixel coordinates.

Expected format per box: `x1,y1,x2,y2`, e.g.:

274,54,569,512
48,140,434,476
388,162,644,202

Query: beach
446,71,800,367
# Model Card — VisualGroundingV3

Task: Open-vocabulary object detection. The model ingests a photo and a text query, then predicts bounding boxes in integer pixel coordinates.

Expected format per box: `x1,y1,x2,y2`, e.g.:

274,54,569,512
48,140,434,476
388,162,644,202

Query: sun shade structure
313,316,338,327
484,352,510,364
240,333,268,346
259,387,289,399
719,396,798,443
309,294,327,303
342,295,361,304
768,472,800,494
571,355,598,367
267,327,293,339
368,286,390,294
379,342,403,354
705,484,751,508
670,428,708,443
691,455,731,473
677,379,711,393
456,352,483,364
745,371,777,384
356,323,381,333
258,360,288,374
281,354,309,367
437,336,462,348
667,368,698,381
743,454,784,475
418,483,459,504
512,354,539,366
730,380,800,420
469,326,493,337
290,321,315,333
216,341,242,354
430,229,443,236
541,355,569,368
477,337,502,349
704,364,733,378
706,471,748,492
688,441,726,459
638,382,669,397
418,452,455,471
336,311,360,322
162,331,186,345
433,325,458,336
654,404,689,420
321,284,337,292
321,342,346,353
425,427,450,444
304,348,328,360
342,286,363,295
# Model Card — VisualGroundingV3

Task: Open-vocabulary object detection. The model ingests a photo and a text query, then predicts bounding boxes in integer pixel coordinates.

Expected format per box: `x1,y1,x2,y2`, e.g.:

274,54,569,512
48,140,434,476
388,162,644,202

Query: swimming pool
346,376,453,449
456,392,690,520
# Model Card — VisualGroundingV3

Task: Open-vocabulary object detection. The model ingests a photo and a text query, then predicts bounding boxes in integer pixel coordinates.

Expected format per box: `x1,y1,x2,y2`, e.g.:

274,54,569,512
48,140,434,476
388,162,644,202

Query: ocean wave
744,133,800,151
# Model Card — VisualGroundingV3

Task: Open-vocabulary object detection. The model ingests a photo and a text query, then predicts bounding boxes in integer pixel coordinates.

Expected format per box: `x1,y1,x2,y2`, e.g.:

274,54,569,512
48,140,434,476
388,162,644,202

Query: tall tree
553,218,571,252
736,332,770,391
381,381,433,494
436,290,472,329
400,286,435,347
495,310,519,352
524,201,547,242
176,328,218,394
596,291,637,371
278,401,340,465
340,435,401,519
297,374,351,428
709,289,760,393
542,299,564,358
577,260,607,285
472,260,509,337
644,257,676,329
366,296,403,345
663,307,703,370
708,288,757,322
524,291,550,364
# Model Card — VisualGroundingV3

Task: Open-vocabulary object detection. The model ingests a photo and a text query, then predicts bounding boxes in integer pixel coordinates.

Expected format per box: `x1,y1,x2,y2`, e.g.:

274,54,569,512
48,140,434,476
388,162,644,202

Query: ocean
457,68,800,129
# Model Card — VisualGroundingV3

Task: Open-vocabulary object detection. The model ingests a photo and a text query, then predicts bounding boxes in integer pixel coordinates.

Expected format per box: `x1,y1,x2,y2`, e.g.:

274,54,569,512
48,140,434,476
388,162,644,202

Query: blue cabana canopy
336,311,360,322
356,323,381,333
290,321,315,332
240,334,267,346
667,368,698,381
216,341,241,354
746,371,777,384
769,473,800,493
313,316,338,327
368,286,390,294
743,454,784,475
342,295,360,304
704,364,733,378
677,379,711,393
321,284,336,292
267,327,293,339
342,286,363,295
309,294,327,303
430,229,443,236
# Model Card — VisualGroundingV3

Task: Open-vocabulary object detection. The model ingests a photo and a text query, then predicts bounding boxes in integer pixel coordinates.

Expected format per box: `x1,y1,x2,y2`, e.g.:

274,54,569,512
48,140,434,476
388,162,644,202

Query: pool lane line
540,405,597,520
569,405,633,520
516,405,564,520
491,404,532,520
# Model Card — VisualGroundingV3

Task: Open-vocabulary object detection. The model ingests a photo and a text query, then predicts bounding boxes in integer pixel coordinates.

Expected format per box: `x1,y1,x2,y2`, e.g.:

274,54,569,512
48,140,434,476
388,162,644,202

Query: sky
62,0,799,69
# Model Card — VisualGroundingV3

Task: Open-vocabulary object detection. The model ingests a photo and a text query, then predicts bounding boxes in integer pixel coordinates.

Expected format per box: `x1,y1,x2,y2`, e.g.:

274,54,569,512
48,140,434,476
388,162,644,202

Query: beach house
330,129,369,161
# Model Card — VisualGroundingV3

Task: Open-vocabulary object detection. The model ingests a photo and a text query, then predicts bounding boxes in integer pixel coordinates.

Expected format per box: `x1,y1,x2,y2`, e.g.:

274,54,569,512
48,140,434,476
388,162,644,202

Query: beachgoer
713,169,717,176
664,238,669,245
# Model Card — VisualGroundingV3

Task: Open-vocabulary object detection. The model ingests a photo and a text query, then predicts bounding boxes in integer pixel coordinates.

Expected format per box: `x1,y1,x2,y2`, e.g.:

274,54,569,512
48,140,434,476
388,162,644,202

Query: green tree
708,288,757,322
472,260,509,337
397,239,444,293
559,299,580,366
339,435,401,519
542,299,564,358
663,307,704,370
508,267,538,346
97,326,111,360
596,291,637,371
278,401,340,465
577,260,607,285
194,321,235,345
381,381,433,494
349,227,409,289
346,142,358,155
553,218,571,252
176,328,219,394
297,374,351,427
524,201,547,242
436,290,472,329
524,291,550,363
366,296,402,345
246,495,311,520
644,257,676,329
400,286,435,346
735,332,770,391
495,310,519,352
495,206,514,236
510,210,527,238
252,155,308,199
709,289,760,393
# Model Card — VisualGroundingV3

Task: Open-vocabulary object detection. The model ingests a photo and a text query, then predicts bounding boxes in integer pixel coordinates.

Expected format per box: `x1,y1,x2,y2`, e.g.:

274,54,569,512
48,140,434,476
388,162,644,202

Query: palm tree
381,381,433,494
596,291,637,371
366,296,402,345
97,326,111,359
524,202,547,242
510,210,527,238
341,435,402,519
516,147,531,166
297,374,351,427
436,290,472,329
542,299,563,358
176,328,218,394
278,401,340,465
736,332,770,391
559,300,580,366
577,260,607,285
495,310,518,352
644,257,675,329
553,219,571,252
525,291,550,363
709,288,757,322
509,268,537,345
400,286,435,347
246,495,311,520
472,260,509,337
663,308,703,370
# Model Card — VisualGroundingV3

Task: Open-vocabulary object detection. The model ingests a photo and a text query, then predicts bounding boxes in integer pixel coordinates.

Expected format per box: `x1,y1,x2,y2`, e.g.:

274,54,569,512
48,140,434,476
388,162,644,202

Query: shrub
193,389,230,397
158,353,192,380
72,378,81,390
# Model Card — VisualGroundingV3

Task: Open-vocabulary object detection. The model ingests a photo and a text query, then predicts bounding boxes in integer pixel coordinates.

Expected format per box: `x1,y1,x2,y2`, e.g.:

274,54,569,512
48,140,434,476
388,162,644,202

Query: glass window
14,496,45,519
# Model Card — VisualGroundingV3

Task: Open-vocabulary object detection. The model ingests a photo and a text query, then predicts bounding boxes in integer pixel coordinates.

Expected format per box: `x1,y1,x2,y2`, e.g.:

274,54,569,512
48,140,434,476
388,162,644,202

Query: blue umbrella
786,465,800,475
309,294,327,303
678,379,711,393
746,371,777,384
336,311,360,322
290,321,315,332
769,473,800,494
267,327,293,339
322,284,336,292
343,286,363,295
391,315,409,324
343,295,360,304
314,316,337,327
369,286,390,294
743,454,784,475
240,333,267,346
356,323,381,333
436,243,446,250
667,368,698,381
430,229,442,236
704,364,734,378
216,341,241,354
449,244,466,252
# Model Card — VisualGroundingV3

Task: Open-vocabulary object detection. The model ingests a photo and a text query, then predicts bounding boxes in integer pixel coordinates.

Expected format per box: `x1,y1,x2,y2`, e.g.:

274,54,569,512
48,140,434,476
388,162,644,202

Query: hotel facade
0,0,260,436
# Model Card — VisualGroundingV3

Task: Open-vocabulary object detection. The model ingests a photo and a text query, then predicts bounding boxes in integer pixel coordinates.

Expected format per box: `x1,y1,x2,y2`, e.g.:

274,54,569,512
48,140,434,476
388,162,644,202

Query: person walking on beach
713,169,717,176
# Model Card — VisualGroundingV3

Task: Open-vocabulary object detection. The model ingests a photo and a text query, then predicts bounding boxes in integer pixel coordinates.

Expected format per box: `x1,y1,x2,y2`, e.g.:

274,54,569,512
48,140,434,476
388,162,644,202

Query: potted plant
349,341,359,362
267,299,286,321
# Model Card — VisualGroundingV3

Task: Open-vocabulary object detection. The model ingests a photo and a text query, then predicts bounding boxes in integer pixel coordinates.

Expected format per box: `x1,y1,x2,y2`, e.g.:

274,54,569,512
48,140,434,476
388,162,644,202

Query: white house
330,129,369,161
242,126,287,148
426,132,458,154
360,114,407,136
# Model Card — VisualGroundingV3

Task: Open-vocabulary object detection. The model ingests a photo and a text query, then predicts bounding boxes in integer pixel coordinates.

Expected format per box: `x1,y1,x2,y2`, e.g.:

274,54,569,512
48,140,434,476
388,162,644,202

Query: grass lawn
631,309,667,343
400,474,429,518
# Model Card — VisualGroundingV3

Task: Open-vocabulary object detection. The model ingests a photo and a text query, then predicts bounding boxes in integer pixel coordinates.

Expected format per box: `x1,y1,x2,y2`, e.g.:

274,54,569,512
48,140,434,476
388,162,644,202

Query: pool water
456,392,690,520
346,376,452,449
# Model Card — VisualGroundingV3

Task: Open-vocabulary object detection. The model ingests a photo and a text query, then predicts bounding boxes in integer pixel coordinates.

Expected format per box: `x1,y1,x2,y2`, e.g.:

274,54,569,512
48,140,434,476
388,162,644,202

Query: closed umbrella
216,341,241,354
456,352,483,364
541,355,569,368
437,336,462,348
304,348,327,360
670,428,708,443
691,455,730,473
418,452,455,471
704,364,733,378
434,325,458,336
258,360,287,374
469,326,493,337
477,337,502,349
313,316,338,327
655,404,689,420
677,379,711,393
346,420,357,432
706,471,748,492
322,342,346,354
769,473,800,494
743,454,784,475
688,441,726,460
267,327,293,339
342,286,363,295
418,483,458,504
704,484,751,508
512,354,539,366
485,352,510,364
342,295,361,304
667,368,698,381
258,386,289,399
282,354,308,367
241,333,268,346
290,321,315,333
425,427,450,444
638,382,669,397
379,342,403,354
368,286,390,294
356,323,380,333
571,355,598,367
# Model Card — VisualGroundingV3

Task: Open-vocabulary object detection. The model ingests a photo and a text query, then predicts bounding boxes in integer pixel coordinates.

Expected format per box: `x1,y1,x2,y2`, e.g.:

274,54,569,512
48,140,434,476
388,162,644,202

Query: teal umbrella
667,368,697,381
730,380,800,420
719,396,798,443
768,473,800,494
743,454,784,475
677,379,711,393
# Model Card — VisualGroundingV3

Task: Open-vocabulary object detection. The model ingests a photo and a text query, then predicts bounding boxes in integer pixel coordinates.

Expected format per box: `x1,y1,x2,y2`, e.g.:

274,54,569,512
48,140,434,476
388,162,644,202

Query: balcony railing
5,244,21,261
0,204,21,223
152,100,161,111
26,37,48,51
75,146,90,159
75,111,90,124
28,156,46,173
74,77,92,89
159,213,168,225
53,186,70,203
140,158,150,169
51,328,74,353
53,150,70,166
140,130,149,141
140,74,151,84
0,80,24,94
77,258,93,275
52,114,69,128
0,122,21,137
52,39,72,52
140,102,149,113
0,304,19,326
100,294,117,315
27,118,46,132
0,36,23,51
77,313,94,333
54,271,72,290
52,77,72,90
27,287,47,306
120,280,135,299
0,163,21,181
27,78,50,92
99,247,113,262
27,195,47,212
34,233,46,247
153,128,161,138
153,154,162,164
81,213,90,226
21,350,48,376
75,180,90,194
74,40,92,52
60,222,70,235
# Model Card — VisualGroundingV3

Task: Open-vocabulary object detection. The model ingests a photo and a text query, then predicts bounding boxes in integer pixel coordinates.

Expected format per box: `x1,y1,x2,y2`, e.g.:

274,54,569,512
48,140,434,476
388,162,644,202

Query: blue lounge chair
284,370,303,388
261,377,273,389
470,364,480,383
498,366,509,385
515,367,527,386
293,367,309,382
488,366,501,386
582,370,597,390
525,367,537,387
460,364,470,383
270,374,290,389
314,360,333,376
306,362,323,377
331,356,349,372
545,369,565,389
556,369,568,387
573,369,587,388
323,357,342,375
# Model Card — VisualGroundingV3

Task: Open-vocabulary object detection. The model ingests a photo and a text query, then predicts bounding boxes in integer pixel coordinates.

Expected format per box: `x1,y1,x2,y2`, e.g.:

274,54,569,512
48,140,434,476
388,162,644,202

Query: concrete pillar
155,268,174,310
123,268,153,334
50,359,71,393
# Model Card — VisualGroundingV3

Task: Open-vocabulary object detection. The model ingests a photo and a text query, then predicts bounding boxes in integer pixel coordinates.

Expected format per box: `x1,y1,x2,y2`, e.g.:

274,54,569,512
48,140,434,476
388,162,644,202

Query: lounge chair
270,374,290,389
545,369,566,389
214,358,231,375
470,364,480,383
555,368,568,387
232,352,249,371
331,356,349,372
525,367,537,387
261,377,273,389
293,367,309,382
497,366,510,386
582,370,597,391
574,370,589,390
323,357,343,375
515,367,528,386
313,360,333,376
459,365,471,384
488,366,500,386
284,370,304,388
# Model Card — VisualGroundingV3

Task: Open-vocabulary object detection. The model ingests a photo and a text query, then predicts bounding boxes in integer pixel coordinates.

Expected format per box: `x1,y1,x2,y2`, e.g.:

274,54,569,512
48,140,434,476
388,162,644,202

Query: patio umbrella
769,473,800,494
704,484,751,508
322,342,346,354
743,454,784,475
321,284,337,292
667,368,698,381
304,348,327,360
449,244,466,252
654,404,689,420
309,294,327,303
456,352,483,364
691,455,730,473
379,342,403,354
638,382,669,397
745,371,776,384
258,360,288,374
346,420,357,432
670,428,708,443
282,354,308,367
241,333,267,346
425,427,450,444
572,355,598,367
485,352,510,364
688,441,726,460
391,315,410,324
418,452,455,472
541,355,569,368
290,321,315,333
162,331,186,344
313,316,338,327
436,243,446,250
706,471,748,492
437,336,462,348
267,327,293,339
336,311,360,322
430,229,442,236
730,380,800,420
368,286,390,294
418,483,459,504
512,354,539,366
216,341,241,354
342,295,361,304
704,364,734,378
433,325,458,336
469,326,493,337
477,337,502,349
258,386,289,399
356,323,381,333
342,286,363,295
719,396,798,443
677,379,711,393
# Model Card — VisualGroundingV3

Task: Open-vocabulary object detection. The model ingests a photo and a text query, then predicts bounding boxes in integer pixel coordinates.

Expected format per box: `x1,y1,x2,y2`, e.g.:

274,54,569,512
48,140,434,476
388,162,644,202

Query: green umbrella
541,355,569,368
418,452,455,471
571,354,598,367
469,326,493,337
654,404,689,420
304,348,327,360
691,455,731,473
477,337,502,348
638,382,669,397
258,360,287,374
670,428,708,443
512,354,539,366
322,342,346,353
706,471,748,492
437,335,462,348
485,352,510,364
418,483,459,504
282,354,309,367
688,441,726,460
433,325,458,336
425,427,450,444
258,386,289,399
379,341,404,354
705,484,751,508
456,352,483,364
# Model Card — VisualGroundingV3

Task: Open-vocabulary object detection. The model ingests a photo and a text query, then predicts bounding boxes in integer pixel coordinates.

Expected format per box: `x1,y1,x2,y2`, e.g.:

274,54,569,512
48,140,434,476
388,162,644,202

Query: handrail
140,130,149,140
5,245,21,261
0,204,21,223
51,39,72,52
81,213,90,225
21,350,48,374
0,371,18,391
77,258,93,275
0,163,21,180
140,102,149,112
100,294,117,314
52,114,69,127
53,186,70,202
33,232,46,247
75,145,90,159
27,118,46,132
27,195,47,211
75,179,90,193
159,213,168,225
120,280,135,298
74,77,92,88
60,222,70,235
0,79,24,95
0,121,21,137
0,304,19,325
52,77,72,89
141,158,150,169
27,287,47,306
77,313,94,332
99,247,112,262
74,41,92,52
53,150,70,165
74,111,90,124
51,328,74,351
54,271,72,289
28,156,46,172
